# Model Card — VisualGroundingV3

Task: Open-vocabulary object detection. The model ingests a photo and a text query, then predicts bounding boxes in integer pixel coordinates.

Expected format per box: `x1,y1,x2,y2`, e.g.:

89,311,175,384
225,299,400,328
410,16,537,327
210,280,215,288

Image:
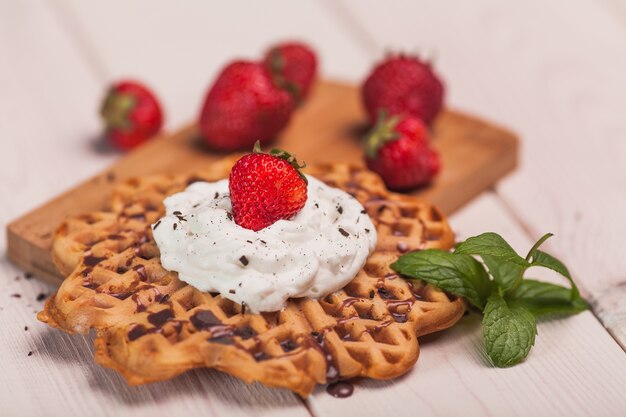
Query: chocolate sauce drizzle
326,381,354,398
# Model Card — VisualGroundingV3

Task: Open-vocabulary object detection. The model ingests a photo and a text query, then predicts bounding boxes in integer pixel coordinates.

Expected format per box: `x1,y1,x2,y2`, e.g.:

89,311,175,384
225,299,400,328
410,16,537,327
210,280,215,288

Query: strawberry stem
100,90,136,131
364,110,400,158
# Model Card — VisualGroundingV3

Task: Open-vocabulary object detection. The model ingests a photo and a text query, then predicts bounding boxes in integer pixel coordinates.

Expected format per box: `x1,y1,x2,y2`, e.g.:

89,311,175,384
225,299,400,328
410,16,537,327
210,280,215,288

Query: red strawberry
364,113,440,190
362,55,444,125
229,143,308,231
200,61,294,151
264,41,318,102
100,80,163,150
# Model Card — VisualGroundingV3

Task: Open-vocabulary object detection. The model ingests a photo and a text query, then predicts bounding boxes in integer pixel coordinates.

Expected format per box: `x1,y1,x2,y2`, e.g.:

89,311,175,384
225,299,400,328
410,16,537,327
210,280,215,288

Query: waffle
39,157,464,397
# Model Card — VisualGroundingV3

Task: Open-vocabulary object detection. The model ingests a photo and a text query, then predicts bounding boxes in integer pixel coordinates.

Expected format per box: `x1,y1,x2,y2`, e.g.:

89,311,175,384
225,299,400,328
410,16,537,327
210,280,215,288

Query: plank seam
492,188,626,353
43,0,109,82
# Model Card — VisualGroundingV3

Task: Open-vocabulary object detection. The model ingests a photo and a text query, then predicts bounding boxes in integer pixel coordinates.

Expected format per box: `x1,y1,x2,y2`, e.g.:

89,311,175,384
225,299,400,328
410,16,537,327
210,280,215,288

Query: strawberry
362,54,444,125
100,80,163,150
264,41,318,102
229,142,308,231
364,113,440,190
200,61,294,151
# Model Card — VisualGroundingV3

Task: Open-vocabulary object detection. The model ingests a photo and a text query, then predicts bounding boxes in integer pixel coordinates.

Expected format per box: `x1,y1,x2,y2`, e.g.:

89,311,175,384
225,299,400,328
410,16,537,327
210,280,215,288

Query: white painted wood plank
3,1,625,416
334,0,626,346
0,1,309,416
58,0,373,128
307,193,626,417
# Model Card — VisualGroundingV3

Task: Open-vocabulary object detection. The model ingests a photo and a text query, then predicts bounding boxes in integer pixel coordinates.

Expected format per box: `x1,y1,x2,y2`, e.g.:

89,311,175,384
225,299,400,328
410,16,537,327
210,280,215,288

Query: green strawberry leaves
252,141,308,184
363,110,401,159
391,232,587,368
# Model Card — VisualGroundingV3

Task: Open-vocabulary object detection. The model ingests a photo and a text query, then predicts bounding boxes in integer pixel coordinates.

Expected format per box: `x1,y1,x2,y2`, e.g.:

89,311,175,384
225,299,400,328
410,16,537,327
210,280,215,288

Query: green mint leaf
481,254,526,293
531,250,581,300
391,249,492,309
455,232,529,267
483,292,537,367
525,232,553,261
507,279,588,317
455,232,529,292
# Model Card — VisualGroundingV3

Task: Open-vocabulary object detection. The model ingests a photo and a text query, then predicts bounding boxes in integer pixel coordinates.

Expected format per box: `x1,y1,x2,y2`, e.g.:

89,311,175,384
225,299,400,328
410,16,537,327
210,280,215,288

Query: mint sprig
391,250,491,309
391,232,588,367
483,292,537,367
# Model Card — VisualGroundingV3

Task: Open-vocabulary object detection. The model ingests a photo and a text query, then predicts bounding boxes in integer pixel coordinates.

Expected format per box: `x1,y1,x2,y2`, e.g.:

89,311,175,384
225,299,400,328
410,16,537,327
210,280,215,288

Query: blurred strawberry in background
199,61,295,151
364,112,440,190
362,54,444,125
200,41,318,151
264,41,318,103
100,80,163,150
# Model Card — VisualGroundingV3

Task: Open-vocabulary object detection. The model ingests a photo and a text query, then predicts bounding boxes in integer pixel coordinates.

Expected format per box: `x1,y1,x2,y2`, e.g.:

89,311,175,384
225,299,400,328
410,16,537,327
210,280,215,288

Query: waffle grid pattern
39,159,464,396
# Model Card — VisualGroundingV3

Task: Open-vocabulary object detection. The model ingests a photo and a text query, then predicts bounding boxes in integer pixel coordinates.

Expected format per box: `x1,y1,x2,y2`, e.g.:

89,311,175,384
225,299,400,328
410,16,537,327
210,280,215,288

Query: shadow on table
34,327,303,410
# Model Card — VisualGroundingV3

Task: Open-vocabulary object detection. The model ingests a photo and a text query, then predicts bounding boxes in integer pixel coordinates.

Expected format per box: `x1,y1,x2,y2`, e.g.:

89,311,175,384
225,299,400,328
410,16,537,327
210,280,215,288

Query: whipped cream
152,176,377,312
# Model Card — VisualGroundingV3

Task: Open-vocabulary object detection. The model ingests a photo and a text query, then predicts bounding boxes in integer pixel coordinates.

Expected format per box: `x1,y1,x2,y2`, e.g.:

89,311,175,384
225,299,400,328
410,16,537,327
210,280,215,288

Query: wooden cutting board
6,80,518,285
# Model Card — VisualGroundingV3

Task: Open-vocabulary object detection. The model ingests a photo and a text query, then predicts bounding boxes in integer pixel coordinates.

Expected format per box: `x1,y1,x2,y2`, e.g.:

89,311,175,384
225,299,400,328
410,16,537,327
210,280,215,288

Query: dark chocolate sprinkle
128,324,148,341
378,287,395,300
209,336,234,345
10,294,21,298
36,293,47,302
27,351,33,357
253,351,271,362
226,212,233,221
84,254,106,267
233,326,257,339
338,228,350,237
280,339,298,352
190,310,222,330
337,205,343,214
173,223,178,230
147,309,174,327
239,256,249,266
153,220,162,230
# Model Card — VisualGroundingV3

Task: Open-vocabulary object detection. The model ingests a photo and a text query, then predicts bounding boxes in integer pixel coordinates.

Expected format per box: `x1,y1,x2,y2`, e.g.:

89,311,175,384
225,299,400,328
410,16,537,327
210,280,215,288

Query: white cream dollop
152,176,377,313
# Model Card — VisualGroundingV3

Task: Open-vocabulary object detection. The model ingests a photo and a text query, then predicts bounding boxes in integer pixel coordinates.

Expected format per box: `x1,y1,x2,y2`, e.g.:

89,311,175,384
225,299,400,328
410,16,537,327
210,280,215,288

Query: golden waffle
39,158,464,397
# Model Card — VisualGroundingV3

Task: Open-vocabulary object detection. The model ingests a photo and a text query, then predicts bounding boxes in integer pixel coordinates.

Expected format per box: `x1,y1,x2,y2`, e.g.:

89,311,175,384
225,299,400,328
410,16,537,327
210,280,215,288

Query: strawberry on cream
152,176,377,313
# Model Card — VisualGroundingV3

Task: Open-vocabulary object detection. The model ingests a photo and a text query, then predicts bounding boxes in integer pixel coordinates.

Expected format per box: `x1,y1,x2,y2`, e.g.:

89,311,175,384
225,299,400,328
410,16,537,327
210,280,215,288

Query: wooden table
1,1,625,416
